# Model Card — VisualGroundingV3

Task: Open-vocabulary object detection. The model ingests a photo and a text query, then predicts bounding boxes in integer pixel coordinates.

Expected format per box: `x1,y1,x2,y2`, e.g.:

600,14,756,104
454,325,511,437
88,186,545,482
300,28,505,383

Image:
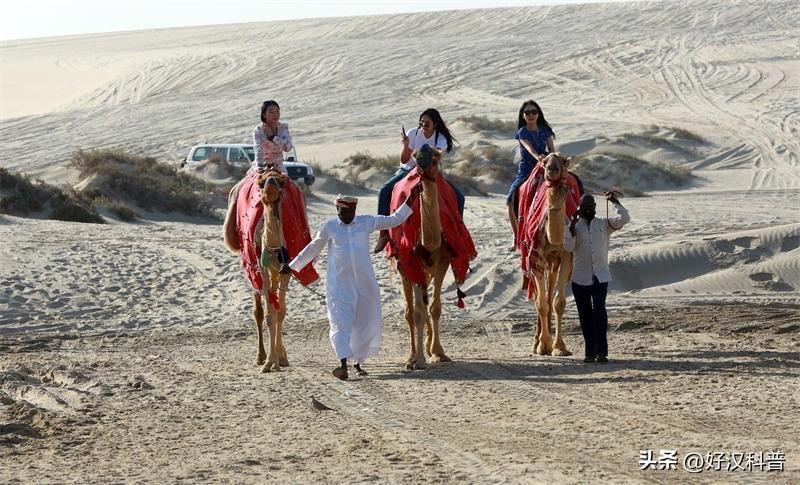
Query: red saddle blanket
517,165,581,276
386,171,476,286
236,172,318,292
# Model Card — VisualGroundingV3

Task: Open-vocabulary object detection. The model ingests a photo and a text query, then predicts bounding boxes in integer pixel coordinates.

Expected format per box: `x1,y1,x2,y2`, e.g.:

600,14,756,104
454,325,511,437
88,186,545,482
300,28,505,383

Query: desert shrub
0,168,49,213
69,148,217,217
648,125,708,144
619,133,698,158
206,154,248,179
459,115,516,135
307,161,325,176
571,152,693,195
448,144,517,186
104,199,141,221
0,168,104,223
341,151,400,171
444,172,488,196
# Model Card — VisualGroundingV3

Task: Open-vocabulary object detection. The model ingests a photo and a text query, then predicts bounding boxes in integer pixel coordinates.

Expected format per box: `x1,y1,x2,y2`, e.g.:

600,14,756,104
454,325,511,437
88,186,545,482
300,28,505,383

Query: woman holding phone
373,108,463,253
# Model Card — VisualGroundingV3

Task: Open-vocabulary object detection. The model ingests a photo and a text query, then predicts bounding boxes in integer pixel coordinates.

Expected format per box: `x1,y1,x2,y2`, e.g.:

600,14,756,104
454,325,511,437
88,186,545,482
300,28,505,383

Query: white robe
289,204,412,363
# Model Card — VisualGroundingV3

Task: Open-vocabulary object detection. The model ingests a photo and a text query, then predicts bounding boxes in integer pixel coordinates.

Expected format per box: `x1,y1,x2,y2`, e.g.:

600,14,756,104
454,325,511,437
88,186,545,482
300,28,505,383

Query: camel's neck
546,186,566,246
420,177,441,251
263,202,282,249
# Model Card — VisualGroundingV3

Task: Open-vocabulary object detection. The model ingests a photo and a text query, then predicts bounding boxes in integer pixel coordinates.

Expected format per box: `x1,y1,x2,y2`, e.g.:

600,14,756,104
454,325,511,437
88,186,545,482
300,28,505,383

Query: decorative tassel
279,246,289,264
456,288,466,309
260,249,270,269
268,291,281,310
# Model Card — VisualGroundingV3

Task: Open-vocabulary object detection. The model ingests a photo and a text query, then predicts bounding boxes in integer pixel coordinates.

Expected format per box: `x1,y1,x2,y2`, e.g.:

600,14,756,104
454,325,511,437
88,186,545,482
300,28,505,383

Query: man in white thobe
287,185,422,380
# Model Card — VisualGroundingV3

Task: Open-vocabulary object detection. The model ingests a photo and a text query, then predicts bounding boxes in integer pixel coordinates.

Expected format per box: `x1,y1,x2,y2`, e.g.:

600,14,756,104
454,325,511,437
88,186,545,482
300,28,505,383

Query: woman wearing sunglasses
373,108,463,253
507,100,556,248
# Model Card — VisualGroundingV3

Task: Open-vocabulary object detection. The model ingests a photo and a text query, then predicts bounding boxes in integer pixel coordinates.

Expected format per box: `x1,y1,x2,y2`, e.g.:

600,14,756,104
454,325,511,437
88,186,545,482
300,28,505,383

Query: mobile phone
401,125,406,138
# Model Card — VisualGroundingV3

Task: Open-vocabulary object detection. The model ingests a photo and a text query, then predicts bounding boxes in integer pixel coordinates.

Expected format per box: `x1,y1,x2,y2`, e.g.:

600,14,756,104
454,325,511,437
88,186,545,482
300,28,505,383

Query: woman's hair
517,100,555,137
261,100,280,122
419,108,456,153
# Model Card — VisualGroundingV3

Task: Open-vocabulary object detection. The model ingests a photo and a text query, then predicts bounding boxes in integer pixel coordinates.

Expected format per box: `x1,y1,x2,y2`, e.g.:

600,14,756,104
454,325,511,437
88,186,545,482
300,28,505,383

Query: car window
230,148,250,163
242,146,255,162
284,147,297,162
192,146,210,161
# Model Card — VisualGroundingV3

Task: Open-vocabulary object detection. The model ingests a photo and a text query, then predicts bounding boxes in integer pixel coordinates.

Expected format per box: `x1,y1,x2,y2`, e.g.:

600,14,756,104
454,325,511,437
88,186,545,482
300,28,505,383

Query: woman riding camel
373,108,464,253
507,100,556,249
254,100,292,173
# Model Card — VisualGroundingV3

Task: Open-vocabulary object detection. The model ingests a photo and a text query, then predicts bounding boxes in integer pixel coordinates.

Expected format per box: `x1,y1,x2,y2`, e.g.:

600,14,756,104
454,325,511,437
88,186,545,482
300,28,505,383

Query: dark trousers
572,276,609,358
377,168,465,216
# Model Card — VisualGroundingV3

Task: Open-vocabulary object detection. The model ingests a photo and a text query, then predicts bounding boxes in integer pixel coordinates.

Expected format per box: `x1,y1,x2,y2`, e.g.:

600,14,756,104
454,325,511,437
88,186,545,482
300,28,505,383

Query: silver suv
182,143,315,186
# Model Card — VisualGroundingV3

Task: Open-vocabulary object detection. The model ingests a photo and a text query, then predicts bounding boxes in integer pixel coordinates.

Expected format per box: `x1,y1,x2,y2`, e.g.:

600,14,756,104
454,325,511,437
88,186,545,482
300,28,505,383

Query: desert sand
1,0,799,483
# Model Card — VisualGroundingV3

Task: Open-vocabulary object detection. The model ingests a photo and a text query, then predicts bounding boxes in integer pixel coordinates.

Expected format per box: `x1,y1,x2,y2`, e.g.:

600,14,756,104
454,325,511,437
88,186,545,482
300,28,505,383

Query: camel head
542,153,572,182
257,165,287,205
414,144,442,179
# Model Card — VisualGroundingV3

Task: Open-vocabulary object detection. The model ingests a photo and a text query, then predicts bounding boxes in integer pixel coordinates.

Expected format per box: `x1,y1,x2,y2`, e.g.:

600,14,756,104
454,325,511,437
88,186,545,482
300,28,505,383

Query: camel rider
564,192,630,364
286,184,424,380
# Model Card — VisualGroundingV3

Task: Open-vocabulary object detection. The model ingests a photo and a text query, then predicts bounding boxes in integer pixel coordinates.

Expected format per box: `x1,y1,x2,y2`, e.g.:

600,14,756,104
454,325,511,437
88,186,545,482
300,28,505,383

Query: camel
523,154,575,357
399,151,453,370
224,167,291,373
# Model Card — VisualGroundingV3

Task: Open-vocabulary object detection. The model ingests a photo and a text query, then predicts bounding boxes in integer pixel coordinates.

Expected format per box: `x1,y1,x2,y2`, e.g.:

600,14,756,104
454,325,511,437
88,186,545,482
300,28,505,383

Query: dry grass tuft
70,148,218,218
0,167,105,223
459,115,517,135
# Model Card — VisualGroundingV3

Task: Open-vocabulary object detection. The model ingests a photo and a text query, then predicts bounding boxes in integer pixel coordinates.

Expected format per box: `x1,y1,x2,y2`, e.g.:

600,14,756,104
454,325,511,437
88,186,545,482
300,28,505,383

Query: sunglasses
524,109,539,116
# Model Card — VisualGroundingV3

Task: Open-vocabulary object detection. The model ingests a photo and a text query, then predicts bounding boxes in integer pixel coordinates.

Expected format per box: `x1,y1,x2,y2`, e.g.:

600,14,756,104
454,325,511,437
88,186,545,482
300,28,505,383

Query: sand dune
2,0,800,482
614,223,800,296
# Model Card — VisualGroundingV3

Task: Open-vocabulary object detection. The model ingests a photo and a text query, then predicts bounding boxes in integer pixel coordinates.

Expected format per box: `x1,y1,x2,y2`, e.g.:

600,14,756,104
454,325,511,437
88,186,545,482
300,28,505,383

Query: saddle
235,171,318,292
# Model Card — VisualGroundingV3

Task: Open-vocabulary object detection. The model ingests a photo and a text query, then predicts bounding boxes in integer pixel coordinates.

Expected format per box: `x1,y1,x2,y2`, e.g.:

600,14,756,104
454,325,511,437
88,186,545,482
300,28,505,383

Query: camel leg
534,273,553,356
277,273,290,367
262,308,281,373
401,277,417,364
552,255,572,356
427,257,451,363
406,285,427,370
261,271,282,373
253,294,266,365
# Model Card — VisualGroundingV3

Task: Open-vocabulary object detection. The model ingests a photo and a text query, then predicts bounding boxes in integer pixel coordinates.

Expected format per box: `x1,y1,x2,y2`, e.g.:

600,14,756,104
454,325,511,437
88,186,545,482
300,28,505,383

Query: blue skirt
506,161,534,204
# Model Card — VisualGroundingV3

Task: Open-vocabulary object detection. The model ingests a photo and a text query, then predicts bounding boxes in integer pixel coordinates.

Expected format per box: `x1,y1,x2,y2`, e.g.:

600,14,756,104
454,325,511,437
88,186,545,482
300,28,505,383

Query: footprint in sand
780,235,799,252
749,272,794,292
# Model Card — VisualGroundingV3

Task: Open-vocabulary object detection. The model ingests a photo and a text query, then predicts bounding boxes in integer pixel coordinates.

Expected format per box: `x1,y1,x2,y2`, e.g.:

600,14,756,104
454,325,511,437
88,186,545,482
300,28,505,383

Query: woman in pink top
253,100,293,173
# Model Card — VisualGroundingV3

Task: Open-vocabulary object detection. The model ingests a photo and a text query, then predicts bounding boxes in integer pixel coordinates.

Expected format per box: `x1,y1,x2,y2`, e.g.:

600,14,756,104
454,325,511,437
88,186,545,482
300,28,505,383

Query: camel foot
429,353,452,363
261,360,281,373
551,347,572,357
279,357,290,367
332,367,348,381
404,358,427,370
536,342,553,356
255,354,266,366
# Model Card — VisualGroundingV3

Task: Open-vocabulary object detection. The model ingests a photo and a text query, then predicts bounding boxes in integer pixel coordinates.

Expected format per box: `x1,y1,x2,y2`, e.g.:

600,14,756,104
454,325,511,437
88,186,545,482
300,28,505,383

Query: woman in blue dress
507,100,556,249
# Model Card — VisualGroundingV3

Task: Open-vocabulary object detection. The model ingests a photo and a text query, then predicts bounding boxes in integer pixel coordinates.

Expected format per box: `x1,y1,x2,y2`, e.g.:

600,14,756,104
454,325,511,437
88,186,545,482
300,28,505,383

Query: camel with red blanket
386,146,476,370
517,153,580,356
223,166,318,372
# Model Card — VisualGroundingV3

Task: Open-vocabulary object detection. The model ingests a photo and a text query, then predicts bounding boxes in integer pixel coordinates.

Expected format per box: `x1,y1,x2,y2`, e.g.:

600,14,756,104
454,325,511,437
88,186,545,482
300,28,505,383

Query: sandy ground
1,302,798,483
2,0,800,482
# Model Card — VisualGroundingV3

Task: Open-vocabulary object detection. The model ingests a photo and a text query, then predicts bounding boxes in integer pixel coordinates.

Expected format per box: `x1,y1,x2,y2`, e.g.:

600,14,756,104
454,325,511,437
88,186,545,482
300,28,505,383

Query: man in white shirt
564,192,630,363
287,185,423,380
